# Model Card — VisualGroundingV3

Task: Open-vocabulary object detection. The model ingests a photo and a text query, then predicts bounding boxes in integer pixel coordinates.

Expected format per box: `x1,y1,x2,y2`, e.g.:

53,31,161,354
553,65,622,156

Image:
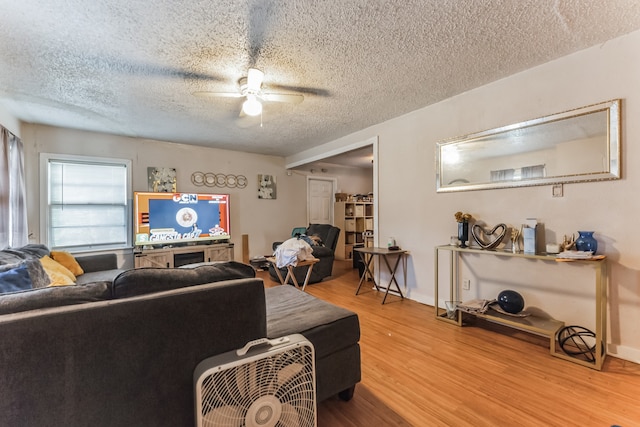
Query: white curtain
0,127,28,248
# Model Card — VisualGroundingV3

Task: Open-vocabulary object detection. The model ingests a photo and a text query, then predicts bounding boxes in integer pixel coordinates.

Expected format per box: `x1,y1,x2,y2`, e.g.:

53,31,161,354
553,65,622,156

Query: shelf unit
434,245,607,370
334,201,374,260
134,243,234,268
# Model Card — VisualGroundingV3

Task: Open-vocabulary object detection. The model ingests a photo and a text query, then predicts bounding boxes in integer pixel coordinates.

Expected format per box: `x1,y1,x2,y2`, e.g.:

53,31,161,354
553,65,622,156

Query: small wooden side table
266,257,320,292
355,247,408,304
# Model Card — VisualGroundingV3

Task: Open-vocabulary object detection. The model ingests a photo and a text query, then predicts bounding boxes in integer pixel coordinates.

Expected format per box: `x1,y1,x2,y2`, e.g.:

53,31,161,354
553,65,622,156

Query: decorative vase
575,231,598,254
458,221,469,248
511,238,519,253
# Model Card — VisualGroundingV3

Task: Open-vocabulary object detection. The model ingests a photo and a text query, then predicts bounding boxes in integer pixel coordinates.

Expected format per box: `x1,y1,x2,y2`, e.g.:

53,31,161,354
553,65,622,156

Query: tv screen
133,192,230,246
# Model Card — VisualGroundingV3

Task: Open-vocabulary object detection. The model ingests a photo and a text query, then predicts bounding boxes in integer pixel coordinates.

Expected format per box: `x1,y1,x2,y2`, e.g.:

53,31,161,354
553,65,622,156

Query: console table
355,247,408,304
434,245,607,370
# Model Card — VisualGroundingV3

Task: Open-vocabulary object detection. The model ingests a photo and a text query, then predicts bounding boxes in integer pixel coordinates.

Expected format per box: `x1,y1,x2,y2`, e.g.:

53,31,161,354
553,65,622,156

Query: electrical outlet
463,279,471,290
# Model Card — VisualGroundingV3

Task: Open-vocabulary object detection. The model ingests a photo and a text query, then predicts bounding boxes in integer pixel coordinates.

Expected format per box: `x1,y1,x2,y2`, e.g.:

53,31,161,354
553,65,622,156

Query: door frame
306,176,338,225
287,135,378,247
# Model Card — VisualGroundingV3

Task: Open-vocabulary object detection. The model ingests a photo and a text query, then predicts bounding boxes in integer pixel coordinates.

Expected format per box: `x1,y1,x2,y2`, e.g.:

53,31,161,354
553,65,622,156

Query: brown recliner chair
269,224,341,285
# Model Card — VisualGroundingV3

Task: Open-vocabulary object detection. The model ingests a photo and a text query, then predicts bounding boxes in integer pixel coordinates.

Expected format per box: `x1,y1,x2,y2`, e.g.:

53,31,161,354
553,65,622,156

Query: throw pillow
50,251,84,276
40,255,76,286
0,265,33,294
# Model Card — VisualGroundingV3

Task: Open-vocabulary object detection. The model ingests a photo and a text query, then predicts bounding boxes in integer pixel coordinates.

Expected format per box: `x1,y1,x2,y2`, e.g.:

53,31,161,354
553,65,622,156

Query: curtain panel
0,126,27,248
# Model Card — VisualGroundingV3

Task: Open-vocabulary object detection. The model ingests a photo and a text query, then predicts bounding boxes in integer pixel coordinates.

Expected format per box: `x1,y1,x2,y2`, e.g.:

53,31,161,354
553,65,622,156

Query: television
133,192,230,246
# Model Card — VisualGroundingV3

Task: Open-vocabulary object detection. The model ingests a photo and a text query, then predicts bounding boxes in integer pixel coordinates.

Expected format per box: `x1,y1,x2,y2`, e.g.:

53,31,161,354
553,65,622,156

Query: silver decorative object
471,223,507,249
191,172,247,188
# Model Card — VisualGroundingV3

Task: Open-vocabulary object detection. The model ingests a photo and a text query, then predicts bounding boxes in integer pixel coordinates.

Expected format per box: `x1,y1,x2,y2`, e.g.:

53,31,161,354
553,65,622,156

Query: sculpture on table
510,227,521,253
561,233,577,252
471,222,507,250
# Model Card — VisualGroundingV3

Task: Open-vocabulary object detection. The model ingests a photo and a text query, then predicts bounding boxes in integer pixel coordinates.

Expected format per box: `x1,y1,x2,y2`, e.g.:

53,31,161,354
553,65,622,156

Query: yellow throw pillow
50,251,84,276
40,255,76,286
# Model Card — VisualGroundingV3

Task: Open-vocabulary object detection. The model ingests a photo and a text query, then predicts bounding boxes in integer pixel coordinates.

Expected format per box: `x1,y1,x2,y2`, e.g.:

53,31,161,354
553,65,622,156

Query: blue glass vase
575,231,598,254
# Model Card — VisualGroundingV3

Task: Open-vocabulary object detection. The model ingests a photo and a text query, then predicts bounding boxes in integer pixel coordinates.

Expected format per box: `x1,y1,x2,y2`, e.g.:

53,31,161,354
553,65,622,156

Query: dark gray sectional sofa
0,245,361,426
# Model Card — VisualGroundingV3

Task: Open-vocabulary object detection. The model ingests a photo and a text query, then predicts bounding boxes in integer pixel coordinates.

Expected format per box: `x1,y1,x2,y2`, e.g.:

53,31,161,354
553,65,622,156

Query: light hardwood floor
259,260,640,427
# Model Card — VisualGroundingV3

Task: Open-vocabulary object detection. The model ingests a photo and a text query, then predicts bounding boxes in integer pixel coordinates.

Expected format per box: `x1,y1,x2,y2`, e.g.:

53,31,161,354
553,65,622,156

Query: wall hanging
258,174,276,199
148,167,177,192
191,172,248,189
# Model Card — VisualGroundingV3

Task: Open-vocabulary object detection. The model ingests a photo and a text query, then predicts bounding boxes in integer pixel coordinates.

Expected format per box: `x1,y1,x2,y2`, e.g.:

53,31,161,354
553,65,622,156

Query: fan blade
279,403,302,427
202,405,243,427
277,363,304,387
192,91,243,99
270,84,330,97
261,93,304,104
247,68,264,91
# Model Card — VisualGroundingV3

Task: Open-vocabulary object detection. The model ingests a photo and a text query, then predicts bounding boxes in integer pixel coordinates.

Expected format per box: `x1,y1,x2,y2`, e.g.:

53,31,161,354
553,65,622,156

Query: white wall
333,166,373,195
21,124,308,265
289,29,640,363
293,166,373,195
0,106,20,136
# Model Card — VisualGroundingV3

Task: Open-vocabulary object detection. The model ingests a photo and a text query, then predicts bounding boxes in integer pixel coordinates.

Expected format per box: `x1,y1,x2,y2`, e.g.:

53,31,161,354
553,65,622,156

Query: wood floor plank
258,260,640,426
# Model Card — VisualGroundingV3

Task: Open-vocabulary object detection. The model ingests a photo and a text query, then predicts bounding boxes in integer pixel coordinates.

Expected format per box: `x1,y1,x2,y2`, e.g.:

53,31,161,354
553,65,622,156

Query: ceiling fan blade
261,93,304,104
246,68,264,91
192,91,243,99
269,84,330,97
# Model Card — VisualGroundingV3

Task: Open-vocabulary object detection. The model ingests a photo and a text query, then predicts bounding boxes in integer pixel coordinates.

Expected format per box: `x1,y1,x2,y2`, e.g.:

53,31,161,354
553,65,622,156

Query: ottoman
265,285,361,402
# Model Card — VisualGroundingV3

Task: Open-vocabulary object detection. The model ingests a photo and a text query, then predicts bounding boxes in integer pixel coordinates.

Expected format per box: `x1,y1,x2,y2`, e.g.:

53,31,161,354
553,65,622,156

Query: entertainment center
132,191,234,268
134,242,234,268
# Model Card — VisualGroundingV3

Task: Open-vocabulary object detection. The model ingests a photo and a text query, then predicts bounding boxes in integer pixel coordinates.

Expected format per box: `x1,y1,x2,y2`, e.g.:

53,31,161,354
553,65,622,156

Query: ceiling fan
193,68,304,117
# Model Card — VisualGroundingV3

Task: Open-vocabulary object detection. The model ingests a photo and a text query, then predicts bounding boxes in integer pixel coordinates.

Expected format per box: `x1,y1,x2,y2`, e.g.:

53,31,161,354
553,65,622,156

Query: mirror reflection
436,100,620,192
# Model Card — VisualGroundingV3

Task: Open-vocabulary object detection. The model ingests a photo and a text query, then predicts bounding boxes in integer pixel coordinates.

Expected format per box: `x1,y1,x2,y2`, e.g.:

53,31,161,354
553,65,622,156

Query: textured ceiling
1,0,640,158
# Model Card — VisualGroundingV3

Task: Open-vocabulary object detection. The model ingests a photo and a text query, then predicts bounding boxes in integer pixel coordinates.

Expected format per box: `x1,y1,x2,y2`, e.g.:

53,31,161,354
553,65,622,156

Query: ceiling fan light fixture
242,95,262,116
246,68,264,91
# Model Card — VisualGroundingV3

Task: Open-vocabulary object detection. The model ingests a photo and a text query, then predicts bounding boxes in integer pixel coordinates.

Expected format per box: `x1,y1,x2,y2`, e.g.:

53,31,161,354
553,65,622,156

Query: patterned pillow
0,265,33,294
0,259,50,288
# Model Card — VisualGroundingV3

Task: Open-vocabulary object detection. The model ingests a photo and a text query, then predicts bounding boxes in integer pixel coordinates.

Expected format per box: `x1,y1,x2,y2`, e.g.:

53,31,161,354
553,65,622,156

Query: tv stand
134,242,234,268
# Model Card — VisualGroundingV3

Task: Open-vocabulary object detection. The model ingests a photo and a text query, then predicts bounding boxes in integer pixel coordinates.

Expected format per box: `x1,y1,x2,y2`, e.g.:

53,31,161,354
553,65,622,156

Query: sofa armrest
311,246,334,258
75,253,118,273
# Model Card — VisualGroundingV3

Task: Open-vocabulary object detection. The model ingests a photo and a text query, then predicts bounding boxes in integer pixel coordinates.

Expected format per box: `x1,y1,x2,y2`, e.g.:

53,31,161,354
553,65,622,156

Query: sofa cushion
75,253,118,274
265,285,360,359
111,261,256,298
0,281,112,315
75,269,125,285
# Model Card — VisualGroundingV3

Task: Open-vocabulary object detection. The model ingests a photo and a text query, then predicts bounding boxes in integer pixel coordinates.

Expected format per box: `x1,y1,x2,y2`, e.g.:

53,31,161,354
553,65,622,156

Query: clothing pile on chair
273,237,316,268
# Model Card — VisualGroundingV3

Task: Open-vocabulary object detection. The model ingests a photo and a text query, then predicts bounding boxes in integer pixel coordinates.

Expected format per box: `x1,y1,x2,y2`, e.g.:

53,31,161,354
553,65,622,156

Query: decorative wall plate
471,223,507,249
190,172,247,188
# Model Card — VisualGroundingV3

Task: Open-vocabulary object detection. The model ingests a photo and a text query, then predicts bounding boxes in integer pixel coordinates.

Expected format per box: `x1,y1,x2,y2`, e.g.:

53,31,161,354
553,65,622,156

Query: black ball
497,290,524,314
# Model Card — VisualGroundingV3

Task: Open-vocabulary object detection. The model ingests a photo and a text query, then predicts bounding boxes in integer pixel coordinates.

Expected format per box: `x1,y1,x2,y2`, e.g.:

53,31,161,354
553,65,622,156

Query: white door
308,178,335,224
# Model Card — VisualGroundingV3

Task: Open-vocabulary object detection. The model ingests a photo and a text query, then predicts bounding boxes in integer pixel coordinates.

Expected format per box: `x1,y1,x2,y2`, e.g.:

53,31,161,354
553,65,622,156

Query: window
41,154,131,251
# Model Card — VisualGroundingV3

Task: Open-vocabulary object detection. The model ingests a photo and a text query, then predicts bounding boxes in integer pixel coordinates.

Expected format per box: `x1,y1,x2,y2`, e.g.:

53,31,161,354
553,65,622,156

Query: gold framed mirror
435,99,621,192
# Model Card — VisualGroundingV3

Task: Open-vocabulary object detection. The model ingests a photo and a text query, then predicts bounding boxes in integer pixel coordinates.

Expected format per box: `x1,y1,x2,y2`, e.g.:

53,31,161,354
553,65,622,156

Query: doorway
307,177,336,225
289,136,378,245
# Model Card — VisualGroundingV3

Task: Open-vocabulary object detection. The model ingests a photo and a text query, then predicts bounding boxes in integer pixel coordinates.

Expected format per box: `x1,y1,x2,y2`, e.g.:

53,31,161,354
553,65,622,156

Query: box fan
194,334,316,427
